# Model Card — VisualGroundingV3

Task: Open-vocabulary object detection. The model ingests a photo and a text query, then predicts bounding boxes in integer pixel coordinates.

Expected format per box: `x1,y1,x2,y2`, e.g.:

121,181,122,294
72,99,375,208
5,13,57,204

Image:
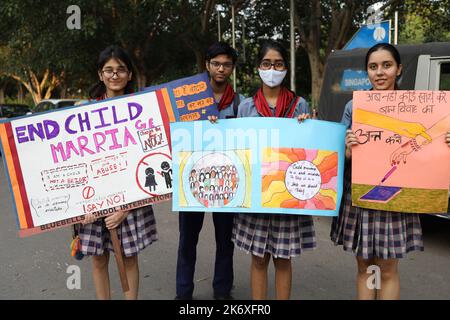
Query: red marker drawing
381,166,397,183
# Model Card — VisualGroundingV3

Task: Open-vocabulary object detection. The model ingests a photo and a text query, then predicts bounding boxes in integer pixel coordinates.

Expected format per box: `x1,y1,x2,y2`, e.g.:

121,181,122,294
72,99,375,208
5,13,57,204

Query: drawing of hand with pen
389,114,450,166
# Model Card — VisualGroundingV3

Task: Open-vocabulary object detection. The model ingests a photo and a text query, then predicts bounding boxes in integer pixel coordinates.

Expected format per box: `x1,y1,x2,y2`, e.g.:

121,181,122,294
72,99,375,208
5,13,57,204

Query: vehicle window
57,101,77,108
439,62,450,90
2,105,30,118
35,102,54,112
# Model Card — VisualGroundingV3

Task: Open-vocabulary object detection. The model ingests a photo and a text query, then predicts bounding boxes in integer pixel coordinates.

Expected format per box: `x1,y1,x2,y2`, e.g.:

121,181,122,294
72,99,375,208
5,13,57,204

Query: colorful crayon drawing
261,148,338,210
178,150,251,208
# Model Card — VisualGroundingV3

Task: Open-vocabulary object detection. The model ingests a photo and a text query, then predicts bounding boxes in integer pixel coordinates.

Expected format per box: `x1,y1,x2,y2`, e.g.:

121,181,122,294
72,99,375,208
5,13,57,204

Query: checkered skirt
330,167,424,260
232,213,316,259
79,205,158,257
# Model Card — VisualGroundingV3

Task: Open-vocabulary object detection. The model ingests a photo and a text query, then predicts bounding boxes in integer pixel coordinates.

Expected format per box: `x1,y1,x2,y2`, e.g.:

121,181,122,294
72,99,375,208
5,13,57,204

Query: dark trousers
176,211,234,298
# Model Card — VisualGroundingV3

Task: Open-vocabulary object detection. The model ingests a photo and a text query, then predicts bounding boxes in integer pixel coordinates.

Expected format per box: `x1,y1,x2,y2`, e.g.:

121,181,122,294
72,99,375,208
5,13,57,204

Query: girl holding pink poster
331,43,450,300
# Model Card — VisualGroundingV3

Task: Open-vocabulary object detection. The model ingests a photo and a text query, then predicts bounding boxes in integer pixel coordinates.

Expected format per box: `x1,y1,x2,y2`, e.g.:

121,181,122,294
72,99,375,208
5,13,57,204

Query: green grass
352,184,449,214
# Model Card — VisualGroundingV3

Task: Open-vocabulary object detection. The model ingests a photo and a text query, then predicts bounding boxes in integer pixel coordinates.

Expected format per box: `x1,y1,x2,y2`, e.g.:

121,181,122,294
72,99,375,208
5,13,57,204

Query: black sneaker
213,293,234,300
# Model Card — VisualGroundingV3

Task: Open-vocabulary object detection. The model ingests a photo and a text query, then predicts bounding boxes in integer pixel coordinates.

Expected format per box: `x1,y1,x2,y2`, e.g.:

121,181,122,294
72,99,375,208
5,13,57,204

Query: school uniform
176,85,245,299
232,90,317,259
330,100,424,259
79,206,157,257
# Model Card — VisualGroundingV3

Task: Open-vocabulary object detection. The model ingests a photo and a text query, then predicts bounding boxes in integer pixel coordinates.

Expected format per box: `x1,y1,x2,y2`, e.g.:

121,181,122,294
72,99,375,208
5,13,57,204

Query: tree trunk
309,55,324,108
196,50,206,73
18,84,24,103
0,83,5,103
136,72,147,90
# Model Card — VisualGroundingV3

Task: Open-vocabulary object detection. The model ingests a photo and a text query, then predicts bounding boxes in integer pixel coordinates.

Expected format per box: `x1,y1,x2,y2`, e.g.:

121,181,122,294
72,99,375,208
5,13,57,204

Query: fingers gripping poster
0,89,174,237
352,90,450,213
171,118,346,216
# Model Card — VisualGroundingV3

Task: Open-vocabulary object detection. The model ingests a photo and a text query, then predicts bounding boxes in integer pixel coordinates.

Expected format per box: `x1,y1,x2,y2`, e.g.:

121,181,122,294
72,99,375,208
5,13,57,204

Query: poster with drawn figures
178,150,252,209
0,89,174,237
171,118,346,216
352,90,450,213
146,72,219,122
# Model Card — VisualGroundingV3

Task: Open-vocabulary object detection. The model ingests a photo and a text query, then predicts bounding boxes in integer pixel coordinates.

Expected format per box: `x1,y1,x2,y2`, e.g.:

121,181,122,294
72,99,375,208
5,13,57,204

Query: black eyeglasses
259,60,286,71
209,61,234,70
101,69,129,78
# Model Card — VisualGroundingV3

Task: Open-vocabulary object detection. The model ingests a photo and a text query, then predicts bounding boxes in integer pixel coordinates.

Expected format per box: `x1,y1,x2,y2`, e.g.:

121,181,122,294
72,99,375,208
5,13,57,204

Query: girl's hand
446,131,450,147
82,213,97,225
345,130,359,148
105,210,129,230
345,130,359,159
297,113,310,123
208,115,218,124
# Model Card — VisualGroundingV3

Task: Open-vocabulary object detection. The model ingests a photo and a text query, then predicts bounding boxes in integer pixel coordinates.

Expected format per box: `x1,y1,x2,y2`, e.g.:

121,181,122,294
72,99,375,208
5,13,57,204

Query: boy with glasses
175,42,245,300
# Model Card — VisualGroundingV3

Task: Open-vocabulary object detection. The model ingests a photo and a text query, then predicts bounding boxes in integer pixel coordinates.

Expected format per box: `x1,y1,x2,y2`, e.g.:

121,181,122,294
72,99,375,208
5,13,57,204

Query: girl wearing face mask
330,43,450,300
232,40,315,300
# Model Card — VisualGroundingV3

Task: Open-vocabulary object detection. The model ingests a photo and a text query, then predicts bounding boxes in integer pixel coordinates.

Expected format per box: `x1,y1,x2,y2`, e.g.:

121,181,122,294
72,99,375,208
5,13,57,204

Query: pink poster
352,90,450,213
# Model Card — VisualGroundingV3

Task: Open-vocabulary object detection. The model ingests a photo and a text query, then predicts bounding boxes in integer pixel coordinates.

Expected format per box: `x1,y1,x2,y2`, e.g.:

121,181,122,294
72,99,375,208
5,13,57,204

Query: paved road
1,158,449,300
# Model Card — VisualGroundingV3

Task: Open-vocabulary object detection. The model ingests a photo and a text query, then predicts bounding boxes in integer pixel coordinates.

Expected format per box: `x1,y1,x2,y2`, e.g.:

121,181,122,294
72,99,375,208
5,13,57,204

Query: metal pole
218,10,221,41
232,4,236,91
242,14,246,63
394,11,398,45
290,0,296,92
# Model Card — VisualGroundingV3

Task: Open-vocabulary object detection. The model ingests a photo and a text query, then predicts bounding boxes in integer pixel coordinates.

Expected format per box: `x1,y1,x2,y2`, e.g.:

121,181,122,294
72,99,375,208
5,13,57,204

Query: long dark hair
365,43,402,89
89,45,135,99
258,40,289,68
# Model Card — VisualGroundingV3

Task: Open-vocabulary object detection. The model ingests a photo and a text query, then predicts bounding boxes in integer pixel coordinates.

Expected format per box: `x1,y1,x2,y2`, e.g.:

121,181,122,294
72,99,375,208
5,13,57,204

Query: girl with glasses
79,45,158,300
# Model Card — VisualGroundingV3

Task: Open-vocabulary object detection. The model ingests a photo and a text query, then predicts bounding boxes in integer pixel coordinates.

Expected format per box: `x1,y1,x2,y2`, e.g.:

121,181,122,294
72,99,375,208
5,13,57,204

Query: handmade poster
352,90,450,213
171,118,346,216
146,72,219,122
0,89,174,237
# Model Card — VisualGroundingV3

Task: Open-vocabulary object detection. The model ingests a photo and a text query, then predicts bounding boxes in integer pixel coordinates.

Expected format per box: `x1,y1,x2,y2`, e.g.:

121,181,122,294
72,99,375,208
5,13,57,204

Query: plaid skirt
79,205,158,257
330,170,424,260
232,213,316,259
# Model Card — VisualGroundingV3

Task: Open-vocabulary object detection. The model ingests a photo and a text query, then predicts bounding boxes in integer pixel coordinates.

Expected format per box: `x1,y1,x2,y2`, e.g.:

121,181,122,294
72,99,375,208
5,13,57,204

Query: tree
294,0,383,107
0,1,106,104
388,0,450,44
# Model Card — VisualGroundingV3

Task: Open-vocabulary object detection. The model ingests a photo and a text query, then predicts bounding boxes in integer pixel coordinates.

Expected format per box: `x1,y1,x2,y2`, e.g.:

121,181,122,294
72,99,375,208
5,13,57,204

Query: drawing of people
224,193,229,205
219,194,224,206
203,194,209,207
145,167,158,192
214,194,220,207
231,173,237,188
210,170,216,186
159,161,173,188
218,172,224,186
204,172,211,188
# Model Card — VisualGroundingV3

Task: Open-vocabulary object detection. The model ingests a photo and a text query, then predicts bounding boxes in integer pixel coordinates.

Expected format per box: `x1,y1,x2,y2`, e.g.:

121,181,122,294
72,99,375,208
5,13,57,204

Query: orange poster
352,90,450,213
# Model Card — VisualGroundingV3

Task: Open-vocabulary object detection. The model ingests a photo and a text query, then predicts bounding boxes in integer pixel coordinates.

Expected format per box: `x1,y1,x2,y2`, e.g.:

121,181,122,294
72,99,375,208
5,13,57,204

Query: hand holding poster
0,89,174,237
171,118,346,216
352,90,450,213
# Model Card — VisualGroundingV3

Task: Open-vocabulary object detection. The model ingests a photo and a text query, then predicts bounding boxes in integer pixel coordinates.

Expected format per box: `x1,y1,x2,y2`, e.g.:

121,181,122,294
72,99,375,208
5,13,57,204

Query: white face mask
258,68,287,88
